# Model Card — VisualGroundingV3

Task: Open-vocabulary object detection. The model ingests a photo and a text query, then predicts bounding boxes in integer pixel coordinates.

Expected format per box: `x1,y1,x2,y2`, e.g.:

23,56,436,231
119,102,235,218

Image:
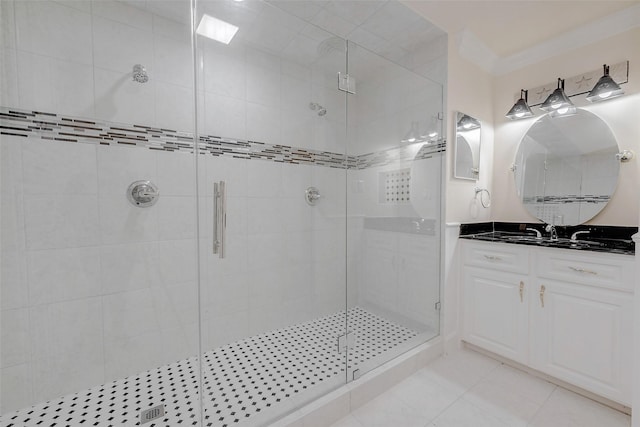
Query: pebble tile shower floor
1,307,419,427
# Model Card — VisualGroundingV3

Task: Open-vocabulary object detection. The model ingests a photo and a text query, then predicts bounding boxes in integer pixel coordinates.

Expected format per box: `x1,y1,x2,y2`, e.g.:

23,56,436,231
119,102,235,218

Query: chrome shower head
132,64,149,83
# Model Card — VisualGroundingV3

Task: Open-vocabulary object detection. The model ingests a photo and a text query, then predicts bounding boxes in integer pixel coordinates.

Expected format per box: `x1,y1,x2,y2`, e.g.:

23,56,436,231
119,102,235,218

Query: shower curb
270,337,444,427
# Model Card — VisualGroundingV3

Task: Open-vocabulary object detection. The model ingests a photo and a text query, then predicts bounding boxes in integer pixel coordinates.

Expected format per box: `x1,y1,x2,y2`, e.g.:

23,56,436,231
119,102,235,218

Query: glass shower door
0,0,203,425
193,1,349,425
345,40,444,380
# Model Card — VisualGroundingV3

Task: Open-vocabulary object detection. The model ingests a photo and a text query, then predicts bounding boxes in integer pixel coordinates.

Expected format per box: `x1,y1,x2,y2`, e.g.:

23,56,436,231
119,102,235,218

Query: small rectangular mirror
454,111,481,180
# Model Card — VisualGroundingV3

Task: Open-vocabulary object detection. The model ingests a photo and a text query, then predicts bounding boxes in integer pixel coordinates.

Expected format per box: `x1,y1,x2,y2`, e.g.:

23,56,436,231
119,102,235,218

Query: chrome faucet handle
544,224,558,241
570,230,590,242
525,228,542,238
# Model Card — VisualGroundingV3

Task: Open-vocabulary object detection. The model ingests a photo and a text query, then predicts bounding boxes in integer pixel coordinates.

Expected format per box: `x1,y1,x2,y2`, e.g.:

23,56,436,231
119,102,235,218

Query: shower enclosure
0,0,446,425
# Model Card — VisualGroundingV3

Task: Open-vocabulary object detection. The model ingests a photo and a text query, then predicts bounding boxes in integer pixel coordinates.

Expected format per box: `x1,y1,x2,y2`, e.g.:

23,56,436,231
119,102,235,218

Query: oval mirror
513,108,620,225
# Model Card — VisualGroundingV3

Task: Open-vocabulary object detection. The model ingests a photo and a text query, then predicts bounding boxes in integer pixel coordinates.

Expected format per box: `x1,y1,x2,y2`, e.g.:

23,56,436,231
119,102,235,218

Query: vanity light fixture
586,64,624,102
540,78,575,115
506,89,534,120
457,114,480,131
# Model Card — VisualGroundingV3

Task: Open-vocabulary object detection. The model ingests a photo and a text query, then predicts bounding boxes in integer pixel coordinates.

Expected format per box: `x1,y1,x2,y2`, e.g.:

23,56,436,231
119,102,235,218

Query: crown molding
456,3,640,76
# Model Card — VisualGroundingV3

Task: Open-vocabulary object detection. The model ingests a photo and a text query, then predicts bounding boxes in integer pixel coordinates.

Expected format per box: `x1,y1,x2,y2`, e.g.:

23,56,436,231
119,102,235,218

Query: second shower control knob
127,180,159,208
305,187,321,206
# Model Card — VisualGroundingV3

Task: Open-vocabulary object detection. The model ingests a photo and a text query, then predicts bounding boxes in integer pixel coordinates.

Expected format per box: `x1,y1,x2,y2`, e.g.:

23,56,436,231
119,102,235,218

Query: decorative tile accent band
0,107,445,169
523,195,610,204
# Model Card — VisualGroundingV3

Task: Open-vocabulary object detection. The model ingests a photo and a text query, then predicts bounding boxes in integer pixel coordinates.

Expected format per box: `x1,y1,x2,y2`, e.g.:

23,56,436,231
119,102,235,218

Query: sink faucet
525,228,542,239
570,230,590,242
545,224,558,242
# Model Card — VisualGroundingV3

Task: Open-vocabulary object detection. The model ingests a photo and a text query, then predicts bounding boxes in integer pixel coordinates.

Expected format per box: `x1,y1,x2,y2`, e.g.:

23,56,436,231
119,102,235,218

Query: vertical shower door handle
213,181,226,258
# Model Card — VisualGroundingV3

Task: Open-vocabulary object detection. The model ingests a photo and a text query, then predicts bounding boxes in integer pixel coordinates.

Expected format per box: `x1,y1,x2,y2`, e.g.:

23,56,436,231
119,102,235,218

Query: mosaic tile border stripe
523,195,611,204
0,107,445,170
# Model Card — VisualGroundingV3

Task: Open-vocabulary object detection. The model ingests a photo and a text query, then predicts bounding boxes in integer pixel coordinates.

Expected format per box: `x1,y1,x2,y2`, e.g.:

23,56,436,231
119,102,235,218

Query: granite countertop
459,222,636,256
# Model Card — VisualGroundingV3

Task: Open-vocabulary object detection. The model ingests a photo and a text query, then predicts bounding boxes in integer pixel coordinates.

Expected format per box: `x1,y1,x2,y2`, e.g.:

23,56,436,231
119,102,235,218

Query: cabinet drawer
535,249,634,292
462,241,530,274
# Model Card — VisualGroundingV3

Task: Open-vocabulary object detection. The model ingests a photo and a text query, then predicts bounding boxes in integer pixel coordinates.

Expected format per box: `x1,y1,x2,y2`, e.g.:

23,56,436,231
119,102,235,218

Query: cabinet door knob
539,285,546,308
519,281,525,303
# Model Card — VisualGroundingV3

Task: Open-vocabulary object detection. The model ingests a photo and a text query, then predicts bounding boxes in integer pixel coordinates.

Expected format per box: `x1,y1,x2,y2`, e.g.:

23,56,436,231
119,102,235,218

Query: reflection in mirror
454,112,481,180
514,108,620,225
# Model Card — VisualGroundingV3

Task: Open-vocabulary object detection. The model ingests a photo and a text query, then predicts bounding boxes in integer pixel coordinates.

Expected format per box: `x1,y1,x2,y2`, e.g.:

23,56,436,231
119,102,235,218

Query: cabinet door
463,267,529,364
530,280,633,405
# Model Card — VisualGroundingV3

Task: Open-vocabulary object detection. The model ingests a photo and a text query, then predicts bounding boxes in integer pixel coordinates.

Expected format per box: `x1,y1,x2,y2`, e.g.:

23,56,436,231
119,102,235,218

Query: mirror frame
453,111,481,181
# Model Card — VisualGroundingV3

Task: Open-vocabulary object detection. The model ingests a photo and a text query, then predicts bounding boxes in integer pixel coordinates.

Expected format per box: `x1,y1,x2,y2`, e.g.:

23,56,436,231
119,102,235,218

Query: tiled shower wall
0,132,350,414
0,0,444,414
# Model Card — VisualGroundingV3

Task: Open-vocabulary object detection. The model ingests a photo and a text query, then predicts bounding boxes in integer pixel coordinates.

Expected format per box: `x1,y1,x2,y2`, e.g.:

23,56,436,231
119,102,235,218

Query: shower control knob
305,187,321,206
127,180,159,208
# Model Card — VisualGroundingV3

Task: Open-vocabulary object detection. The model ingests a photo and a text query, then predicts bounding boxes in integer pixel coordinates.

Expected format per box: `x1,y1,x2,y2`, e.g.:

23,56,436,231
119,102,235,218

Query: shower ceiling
122,0,447,84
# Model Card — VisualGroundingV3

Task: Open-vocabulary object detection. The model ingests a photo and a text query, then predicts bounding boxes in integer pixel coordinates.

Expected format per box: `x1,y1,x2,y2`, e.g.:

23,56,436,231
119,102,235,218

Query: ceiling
405,0,638,57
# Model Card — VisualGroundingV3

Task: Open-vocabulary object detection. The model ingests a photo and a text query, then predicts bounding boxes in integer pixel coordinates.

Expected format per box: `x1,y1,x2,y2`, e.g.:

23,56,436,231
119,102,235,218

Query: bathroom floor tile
529,387,631,427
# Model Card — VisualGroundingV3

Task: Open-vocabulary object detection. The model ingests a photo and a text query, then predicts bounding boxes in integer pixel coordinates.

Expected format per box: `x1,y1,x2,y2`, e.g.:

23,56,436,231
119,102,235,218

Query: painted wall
444,35,495,224
491,28,640,226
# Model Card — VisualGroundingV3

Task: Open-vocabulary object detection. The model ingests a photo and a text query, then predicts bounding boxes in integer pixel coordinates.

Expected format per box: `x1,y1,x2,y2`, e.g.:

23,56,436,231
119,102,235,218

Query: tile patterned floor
330,347,632,427
1,307,419,427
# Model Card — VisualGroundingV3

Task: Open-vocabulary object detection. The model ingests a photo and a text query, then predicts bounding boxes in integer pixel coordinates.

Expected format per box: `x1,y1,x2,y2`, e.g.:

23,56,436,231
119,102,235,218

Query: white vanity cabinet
462,242,530,364
461,240,634,406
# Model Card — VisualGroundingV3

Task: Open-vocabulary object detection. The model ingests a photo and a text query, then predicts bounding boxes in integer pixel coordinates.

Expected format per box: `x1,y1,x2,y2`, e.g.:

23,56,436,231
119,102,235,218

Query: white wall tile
29,298,104,360
1,308,29,368
155,82,194,132
14,0,93,64
156,150,196,196
202,155,248,198
98,195,159,244
0,0,16,50
281,107,314,149
247,160,282,198
102,289,161,340
281,198,312,232
246,66,281,108
100,242,158,295
247,197,284,235
24,195,100,250
96,144,157,196
31,352,105,403
92,16,154,74
22,140,97,195
0,48,19,106
0,251,28,310
27,247,101,306
203,92,246,140
152,14,191,42
156,239,198,284
16,51,95,117
153,34,193,87
248,233,286,270
94,67,156,126
91,0,153,31
157,281,199,328
157,196,197,240
103,330,165,381
0,364,32,414
246,102,281,144
203,45,246,99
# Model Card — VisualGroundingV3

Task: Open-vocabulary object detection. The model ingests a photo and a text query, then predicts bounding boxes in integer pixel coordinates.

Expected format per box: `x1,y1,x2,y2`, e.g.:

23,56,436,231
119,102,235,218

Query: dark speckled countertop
459,222,636,256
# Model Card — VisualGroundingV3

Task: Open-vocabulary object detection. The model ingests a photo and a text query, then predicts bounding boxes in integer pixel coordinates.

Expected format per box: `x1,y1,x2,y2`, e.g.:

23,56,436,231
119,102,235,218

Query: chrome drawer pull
568,266,598,275
519,281,524,303
483,255,503,261
539,285,546,308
